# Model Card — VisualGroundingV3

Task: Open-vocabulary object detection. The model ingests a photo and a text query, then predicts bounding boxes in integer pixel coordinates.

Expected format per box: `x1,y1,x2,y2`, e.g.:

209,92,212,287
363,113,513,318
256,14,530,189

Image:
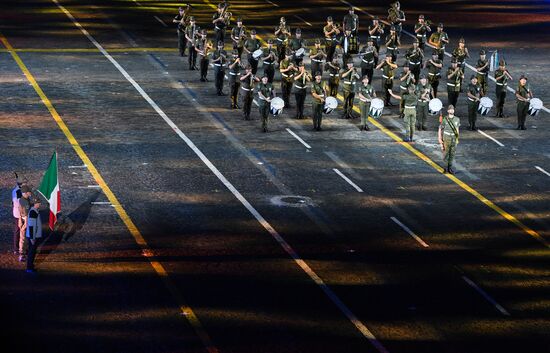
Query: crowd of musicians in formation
173,1,539,173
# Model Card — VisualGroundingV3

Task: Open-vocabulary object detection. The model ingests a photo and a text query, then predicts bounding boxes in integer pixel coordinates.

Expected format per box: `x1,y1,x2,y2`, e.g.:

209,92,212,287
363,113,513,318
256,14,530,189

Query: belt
382,75,393,79
387,47,397,50
229,72,240,76
241,87,252,91
329,73,338,76
447,83,456,86
325,38,335,41
405,105,416,109
294,85,306,89
370,35,380,39
311,58,324,63
477,71,488,76
468,97,477,102
214,64,223,67
360,98,371,103
428,72,440,76
276,38,285,42
496,82,506,86
361,59,374,64
416,34,425,37
281,72,290,77
444,131,455,136
409,61,420,65
215,26,223,30
343,81,355,85
264,61,274,65
399,85,407,90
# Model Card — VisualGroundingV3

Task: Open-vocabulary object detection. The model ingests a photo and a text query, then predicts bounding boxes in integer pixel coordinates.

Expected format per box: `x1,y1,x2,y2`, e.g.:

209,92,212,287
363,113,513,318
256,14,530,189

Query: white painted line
294,14,312,27
265,0,280,7
333,168,364,192
91,201,111,205
535,166,550,177
154,16,168,27
462,275,510,316
132,0,142,5
324,151,364,181
286,128,312,149
477,129,505,147
55,2,388,351
390,217,429,248
87,185,101,188
68,165,87,168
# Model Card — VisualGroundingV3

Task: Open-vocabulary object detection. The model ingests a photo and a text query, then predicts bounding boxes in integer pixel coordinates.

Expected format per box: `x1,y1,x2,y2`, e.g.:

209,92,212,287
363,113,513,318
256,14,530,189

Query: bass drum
270,97,285,116
428,98,443,115
528,98,543,116
369,98,384,118
477,97,493,116
252,49,263,60
323,97,338,114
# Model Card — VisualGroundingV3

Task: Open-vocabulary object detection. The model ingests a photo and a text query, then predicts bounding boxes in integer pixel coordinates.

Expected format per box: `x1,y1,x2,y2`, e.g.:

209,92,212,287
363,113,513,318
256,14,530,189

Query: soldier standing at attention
452,38,469,89
211,41,227,96
368,16,384,67
343,6,359,37
196,30,212,82
293,62,312,119
280,49,296,109
358,75,376,131
173,6,189,57
387,1,406,40
327,58,341,99
398,63,415,118
426,50,443,98
240,64,259,120
341,61,360,119
261,39,277,83
323,17,339,63
428,23,449,62
228,50,242,109
18,185,32,262
416,75,433,131
25,199,42,273
212,4,228,44
389,85,419,142
475,50,489,96
243,30,261,75
494,59,513,118
376,55,398,106
258,75,275,132
360,38,377,83
467,75,482,130
310,39,326,78
446,58,463,107
341,29,355,66
275,17,291,64
405,38,423,82
385,25,400,63
311,72,327,131
515,75,533,130
184,16,199,70
414,14,431,51
439,104,460,174
231,17,246,59
289,28,306,65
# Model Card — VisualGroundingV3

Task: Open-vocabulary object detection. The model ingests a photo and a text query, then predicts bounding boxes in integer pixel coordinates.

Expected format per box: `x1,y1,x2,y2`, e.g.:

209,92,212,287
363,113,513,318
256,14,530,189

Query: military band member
387,1,406,40
467,75,482,130
243,30,261,75
293,62,312,119
385,26,400,63
289,28,306,65
452,38,469,88
212,41,227,96
195,29,212,82
446,58,463,107
426,51,443,97
475,49,489,96
228,50,243,109
310,39,327,78
261,39,277,83
360,38,378,83
280,49,296,109
212,4,229,44
258,75,275,132
416,75,433,131
323,17,340,63
368,16,384,66
494,59,513,118
358,75,376,131
275,17,291,64
399,63,415,117
231,17,246,58
240,64,260,120
341,29,355,65
343,6,359,36
389,85,419,142
185,16,199,70
311,72,326,131
515,75,532,130
173,6,190,57
428,23,449,62
341,61,360,119
439,104,460,174
405,38,423,82
376,55,398,106
414,14,431,51
327,58,341,98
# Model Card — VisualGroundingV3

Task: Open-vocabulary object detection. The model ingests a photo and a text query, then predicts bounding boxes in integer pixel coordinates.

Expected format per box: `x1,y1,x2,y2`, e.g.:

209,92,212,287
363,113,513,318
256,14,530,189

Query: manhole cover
270,195,313,208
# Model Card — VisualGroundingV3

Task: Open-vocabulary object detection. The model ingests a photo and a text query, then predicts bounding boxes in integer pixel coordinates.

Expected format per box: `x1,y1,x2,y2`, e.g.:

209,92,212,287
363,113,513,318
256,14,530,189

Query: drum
252,49,263,60
323,97,338,114
428,98,443,115
295,48,306,58
528,98,543,116
368,98,384,118
270,97,285,116
477,96,493,116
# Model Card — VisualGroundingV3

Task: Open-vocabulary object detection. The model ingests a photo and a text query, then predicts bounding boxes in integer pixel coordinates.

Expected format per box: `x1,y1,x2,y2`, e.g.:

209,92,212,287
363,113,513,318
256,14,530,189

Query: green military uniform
289,36,306,64
405,46,423,82
231,25,246,58
327,62,340,97
293,70,310,119
279,57,294,108
452,46,468,89
310,45,326,77
440,114,460,171
415,82,432,130
381,61,396,105
211,47,227,95
368,21,384,66
360,44,377,83
427,57,442,97
244,37,261,74
341,68,359,119
228,56,241,109
476,56,489,95
275,23,290,63
516,83,531,130
258,82,274,132
414,21,430,51
240,72,255,120
358,83,375,130
399,70,414,117
446,66,463,107
385,31,399,62
428,30,448,61
311,81,325,131
467,81,481,130
402,92,419,141
494,66,509,118
262,46,277,83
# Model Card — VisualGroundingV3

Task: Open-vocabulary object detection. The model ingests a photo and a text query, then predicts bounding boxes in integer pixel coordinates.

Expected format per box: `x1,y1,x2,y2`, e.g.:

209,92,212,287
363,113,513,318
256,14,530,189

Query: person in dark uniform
310,39,326,78
195,30,212,82
184,16,199,70
426,50,443,98
231,17,246,58
405,38,423,82
368,16,384,67
261,39,277,83
439,104,460,174
258,75,275,132
279,49,296,109
240,64,259,120
340,61,360,119
173,6,189,57
212,4,228,44
311,72,326,131
228,50,242,109
360,38,377,83
414,14,431,51
387,1,406,40
357,75,376,131
385,25,400,63
341,29,355,66
416,75,433,131
475,49,489,96
428,23,449,62
376,55,398,106
398,63,415,118
293,62,312,119
289,28,307,65
275,17,291,64
343,6,359,36
327,57,341,99
467,75,482,130
243,30,261,75
515,75,533,130
389,85,419,142
494,59,513,118
446,58,463,107
452,38,469,89
323,17,339,63
211,41,227,95
25,198,42,273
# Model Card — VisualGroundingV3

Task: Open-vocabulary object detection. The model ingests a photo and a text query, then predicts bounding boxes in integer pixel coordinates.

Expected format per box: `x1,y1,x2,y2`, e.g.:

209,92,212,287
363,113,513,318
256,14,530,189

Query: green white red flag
38,151,61,230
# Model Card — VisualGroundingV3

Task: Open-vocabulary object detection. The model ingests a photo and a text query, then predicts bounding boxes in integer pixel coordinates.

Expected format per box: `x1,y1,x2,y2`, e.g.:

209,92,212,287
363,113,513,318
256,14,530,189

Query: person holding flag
37,151,61,231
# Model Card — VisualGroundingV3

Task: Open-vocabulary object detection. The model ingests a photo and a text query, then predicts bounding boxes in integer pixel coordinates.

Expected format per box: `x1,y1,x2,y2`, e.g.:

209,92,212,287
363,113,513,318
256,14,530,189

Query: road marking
477,129,505,147
390,217,429,248
68,164,87,168
265,0,280,7
294,14,313,27
333,168,364,192
324,151,364,181
286,128,312,149
90,201,111,205
154,16,167,27
461,275,511,316
535,166,550,177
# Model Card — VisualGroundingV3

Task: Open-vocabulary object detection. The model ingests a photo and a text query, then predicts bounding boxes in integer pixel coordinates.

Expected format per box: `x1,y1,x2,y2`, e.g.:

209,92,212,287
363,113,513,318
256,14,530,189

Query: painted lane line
324,151,364,181
265,0,279,7
535,166,550,177
154,16,167,27
462,275,511,316
333,168,364,193
91,201,111,205
294,14,313,27
286,128,312,149
390,217,429,248
68,164,87,168
477,129,505,147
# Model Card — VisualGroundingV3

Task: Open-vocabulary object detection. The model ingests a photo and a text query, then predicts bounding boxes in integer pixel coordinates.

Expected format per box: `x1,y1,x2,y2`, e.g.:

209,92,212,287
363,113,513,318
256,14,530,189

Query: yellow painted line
0,47,177,53
0,33,219,353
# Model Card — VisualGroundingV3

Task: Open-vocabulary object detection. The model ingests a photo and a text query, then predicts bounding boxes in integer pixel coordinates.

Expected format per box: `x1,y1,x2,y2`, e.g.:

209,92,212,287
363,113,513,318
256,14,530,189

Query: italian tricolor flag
38,151,61,230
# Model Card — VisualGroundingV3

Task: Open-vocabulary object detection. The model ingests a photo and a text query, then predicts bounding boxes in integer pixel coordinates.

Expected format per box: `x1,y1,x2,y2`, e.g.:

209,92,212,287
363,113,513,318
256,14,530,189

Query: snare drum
369,98,384,118
252,49,263,60
528,98,543,116
295,48,306,58
270,97,285,116
428,98,443,115
323,97,338,114
477,97,493,116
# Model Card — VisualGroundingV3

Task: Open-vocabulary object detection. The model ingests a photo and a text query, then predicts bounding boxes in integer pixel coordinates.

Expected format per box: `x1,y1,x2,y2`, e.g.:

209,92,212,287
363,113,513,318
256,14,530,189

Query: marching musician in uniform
343,6,359,37
439,104,460,174
398,63,415,118
416,75,433,131
405,38,423,82
340,61,360,119
515,75,533,130
387,1,405,40
389,84,419,142
280,49,296,109
240,64,260,120
467,75,482,130
359,38,378,83
185,16,199,70
452,38,469,89
426,50,443,98
212,2,229,44
311,71,327,131
275,17,291,64
414,15,431,51
327,57,341,99
368,16,384,67
243,29,261,75
446,58,463,107
385,25,400,63
231,17,246,58
212,41,227,96
195,29,212,82
428,23,449,62
258,75,275,132
358,75,376,131
475,50,489,96
310,39,326,78
376,55,398,106
323,17,340,63
341,29,355,66
228,49,243,109
173,6,190,57
261,39,277,83
293,61,312,119
494,59,513,118
289,28,307,65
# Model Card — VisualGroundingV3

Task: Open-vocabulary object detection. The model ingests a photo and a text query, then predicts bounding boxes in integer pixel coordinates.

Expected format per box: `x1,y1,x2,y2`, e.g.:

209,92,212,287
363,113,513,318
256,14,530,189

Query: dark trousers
248,55,259,75
517,102,528,128
383,79,393,105
326,42,336,62
26,238,40,271
276,44,286,63
264,65,275,83
468,102,479,128
312,103,323,130
448,90,459,107
13,218,20,253
328,80,339,98
215,28,225,44
200,58,209,80
410,65,421,82
295,89,306,118
215,67,225,94
361,67,373,83
496,88,506,116
242,91,253,119
260,103,270,131
281,80,292,108
430,79,440,98
373,43,380,66
177,31,187,56
188,45,197,69
230,81,240,107
343,90,355,118
311,61,323,77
